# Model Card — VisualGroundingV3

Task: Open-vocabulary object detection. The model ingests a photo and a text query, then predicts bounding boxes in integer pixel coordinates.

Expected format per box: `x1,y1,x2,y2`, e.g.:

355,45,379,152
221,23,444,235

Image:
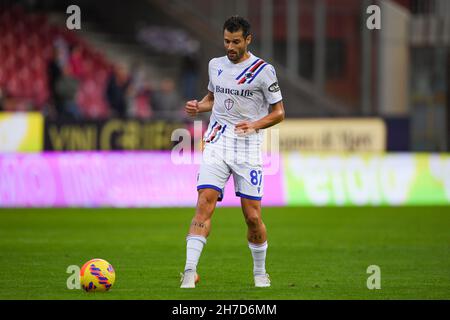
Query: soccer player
180,16,285,288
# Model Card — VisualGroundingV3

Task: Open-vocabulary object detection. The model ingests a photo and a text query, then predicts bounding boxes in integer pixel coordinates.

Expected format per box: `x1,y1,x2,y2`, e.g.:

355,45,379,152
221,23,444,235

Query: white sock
184,234,207,272
248,241,268,276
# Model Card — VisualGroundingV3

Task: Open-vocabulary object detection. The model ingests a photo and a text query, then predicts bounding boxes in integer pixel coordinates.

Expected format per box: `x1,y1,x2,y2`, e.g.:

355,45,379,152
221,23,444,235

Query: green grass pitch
0,206,449,300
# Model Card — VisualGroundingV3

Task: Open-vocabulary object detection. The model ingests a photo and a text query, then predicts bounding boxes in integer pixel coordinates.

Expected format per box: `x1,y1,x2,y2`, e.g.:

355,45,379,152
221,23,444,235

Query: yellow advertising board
0,112,44,152
263,118,386,152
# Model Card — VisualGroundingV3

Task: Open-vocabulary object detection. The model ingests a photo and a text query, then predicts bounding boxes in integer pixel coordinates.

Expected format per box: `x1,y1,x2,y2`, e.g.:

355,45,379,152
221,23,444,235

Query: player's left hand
235,121,257,136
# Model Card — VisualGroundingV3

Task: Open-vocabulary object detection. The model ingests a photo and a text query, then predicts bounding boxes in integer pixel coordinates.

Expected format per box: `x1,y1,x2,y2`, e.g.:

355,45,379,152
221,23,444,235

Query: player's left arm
254,100,285,130
235,101,285,134
235,64,285,134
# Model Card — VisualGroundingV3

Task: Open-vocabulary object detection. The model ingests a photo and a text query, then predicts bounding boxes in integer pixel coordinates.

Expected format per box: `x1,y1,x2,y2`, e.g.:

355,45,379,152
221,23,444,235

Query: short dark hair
223,16,251,38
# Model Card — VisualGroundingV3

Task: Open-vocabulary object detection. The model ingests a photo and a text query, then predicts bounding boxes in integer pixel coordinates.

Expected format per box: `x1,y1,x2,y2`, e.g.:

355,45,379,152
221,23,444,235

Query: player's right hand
185,100,199,117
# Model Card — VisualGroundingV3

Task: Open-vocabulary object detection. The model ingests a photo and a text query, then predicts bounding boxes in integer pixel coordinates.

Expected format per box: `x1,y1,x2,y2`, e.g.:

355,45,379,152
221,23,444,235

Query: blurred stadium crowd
0,3,193,121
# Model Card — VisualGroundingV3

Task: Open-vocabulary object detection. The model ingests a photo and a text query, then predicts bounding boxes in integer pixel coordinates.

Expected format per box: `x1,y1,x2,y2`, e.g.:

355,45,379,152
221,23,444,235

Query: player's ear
246,34,252,46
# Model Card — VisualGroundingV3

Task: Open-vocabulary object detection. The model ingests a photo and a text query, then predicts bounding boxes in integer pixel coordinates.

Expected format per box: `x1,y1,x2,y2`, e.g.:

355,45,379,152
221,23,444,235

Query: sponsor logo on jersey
218,69,223,76
215,85,253,97
268,82,280,93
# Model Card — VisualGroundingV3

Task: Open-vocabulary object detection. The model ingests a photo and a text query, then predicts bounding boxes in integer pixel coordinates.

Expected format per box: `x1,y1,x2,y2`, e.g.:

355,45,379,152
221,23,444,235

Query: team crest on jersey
245,72,253,79
224,98,234,110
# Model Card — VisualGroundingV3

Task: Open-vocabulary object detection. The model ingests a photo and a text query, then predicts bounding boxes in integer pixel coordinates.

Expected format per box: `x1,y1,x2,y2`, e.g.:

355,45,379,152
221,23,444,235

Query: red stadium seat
0,6,118,115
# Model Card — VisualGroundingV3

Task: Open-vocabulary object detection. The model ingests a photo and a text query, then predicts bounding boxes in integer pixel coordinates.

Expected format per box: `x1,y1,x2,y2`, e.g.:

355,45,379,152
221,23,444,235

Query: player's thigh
197,146,231,201
231,162,264,201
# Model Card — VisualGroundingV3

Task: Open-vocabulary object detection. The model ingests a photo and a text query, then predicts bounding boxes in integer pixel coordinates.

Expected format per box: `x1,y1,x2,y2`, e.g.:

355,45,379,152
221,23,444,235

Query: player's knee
245,214,262,228
197,189,217,211
193,208,211,223
197,195,215,210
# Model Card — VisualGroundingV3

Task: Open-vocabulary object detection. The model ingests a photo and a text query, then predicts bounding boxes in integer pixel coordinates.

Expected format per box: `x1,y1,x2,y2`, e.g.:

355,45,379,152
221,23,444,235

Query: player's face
224,29,251,63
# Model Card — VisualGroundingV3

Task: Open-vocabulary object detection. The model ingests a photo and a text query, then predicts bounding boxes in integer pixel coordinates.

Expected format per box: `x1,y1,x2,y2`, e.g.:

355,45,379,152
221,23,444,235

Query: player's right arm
185,91,214,117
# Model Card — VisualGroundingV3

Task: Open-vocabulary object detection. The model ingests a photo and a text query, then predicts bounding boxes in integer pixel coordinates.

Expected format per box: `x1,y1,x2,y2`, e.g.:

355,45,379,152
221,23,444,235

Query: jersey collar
227,52,255,67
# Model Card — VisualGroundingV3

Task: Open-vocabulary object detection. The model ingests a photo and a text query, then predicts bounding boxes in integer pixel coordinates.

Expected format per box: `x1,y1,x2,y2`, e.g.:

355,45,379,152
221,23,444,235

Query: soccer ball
80,258,115,292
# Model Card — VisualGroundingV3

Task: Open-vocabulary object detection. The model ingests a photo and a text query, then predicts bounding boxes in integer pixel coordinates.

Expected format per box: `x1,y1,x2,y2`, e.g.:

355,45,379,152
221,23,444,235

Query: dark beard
227,51,241,62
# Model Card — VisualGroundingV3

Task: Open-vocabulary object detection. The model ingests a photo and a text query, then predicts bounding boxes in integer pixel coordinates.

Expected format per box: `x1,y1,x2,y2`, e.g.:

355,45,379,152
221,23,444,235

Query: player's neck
233,51,251,64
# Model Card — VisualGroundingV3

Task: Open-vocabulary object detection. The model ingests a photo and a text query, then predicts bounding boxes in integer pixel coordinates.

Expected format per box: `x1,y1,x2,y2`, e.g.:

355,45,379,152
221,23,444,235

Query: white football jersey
204,52,282,151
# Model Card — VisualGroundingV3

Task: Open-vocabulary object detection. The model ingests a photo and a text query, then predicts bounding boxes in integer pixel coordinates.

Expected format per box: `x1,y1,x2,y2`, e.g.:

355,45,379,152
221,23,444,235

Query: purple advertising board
0,152,286,207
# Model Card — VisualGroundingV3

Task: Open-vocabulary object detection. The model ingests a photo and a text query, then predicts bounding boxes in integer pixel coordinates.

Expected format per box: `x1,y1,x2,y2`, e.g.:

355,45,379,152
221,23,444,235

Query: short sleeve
260,64,282,105
207,59,214,92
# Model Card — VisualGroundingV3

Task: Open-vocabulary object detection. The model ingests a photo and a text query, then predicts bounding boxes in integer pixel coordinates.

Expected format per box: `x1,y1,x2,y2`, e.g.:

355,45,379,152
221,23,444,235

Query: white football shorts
197,137,264,201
